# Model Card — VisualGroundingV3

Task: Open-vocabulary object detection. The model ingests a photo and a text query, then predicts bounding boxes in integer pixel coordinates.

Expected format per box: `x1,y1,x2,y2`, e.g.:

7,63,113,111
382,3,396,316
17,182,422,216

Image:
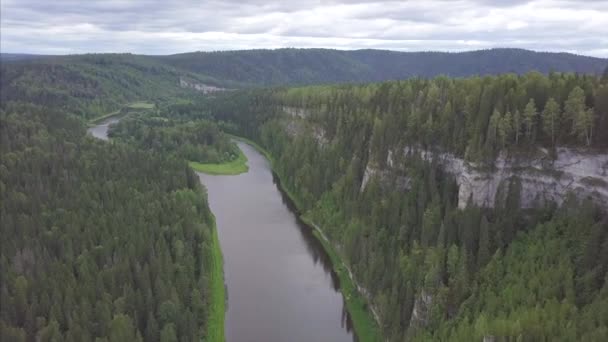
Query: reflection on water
199,142,357,342
87,116,121,140
87,117,359,342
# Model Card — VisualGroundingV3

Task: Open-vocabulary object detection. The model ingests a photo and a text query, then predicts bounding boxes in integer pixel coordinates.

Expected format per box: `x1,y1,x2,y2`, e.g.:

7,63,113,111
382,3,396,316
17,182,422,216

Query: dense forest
2,48,606,93
0,105,221,340
108,112,239,165
0,54,229,120
196,71,608,340
1,49,607,341
156,48,607,86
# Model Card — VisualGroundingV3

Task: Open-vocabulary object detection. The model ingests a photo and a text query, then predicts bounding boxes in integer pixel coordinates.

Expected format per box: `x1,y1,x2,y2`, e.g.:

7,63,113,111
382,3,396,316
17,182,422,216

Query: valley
1,49,607,341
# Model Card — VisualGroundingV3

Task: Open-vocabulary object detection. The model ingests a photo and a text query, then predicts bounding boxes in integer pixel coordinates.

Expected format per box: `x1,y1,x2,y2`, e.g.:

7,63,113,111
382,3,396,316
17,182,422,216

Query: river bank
231,135,382,342
205,215,226,342
87,101,155,126
189,146,248,175
88,116,226,341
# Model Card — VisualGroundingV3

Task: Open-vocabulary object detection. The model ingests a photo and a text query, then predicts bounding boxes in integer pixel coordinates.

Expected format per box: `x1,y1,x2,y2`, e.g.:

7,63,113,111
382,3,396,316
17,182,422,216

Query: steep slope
201,72,608,341
0,54,228,119
156,48,608,86
0,55,226,341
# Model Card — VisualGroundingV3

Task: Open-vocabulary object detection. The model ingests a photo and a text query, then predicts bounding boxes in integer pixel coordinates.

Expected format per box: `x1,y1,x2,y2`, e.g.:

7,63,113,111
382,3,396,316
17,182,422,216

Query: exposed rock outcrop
408,289,433,332
405,147,608,209
179,77,229,94
283,106,310,118
360,164,411,192
281,107,328,145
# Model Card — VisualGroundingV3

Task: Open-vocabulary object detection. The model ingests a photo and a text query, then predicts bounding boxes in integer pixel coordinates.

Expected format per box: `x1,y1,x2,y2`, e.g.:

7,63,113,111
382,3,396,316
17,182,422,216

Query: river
89,119,357,342
88,116,121,140
199,142,356,342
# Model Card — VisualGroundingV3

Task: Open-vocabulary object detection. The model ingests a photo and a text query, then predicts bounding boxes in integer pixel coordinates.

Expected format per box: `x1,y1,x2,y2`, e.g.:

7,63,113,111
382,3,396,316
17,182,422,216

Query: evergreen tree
542,97,561,146
523,98,538,142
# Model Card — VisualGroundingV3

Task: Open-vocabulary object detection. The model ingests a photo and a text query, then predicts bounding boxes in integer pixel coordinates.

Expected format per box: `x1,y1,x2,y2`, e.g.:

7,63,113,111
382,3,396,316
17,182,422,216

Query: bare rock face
408,290,433,332
282,106,310,118
360,163,411,192
281,104,608,210
406,147,608,209
281,107,329,145
179,77,229,94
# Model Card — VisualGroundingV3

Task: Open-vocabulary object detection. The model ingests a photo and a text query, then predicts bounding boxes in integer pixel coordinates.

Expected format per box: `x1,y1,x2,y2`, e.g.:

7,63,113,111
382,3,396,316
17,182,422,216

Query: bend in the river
88,120,357,342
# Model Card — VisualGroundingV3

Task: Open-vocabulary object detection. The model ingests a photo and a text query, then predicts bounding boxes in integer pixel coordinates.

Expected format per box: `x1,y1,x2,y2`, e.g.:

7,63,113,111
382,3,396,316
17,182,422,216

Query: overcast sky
1,0,607,57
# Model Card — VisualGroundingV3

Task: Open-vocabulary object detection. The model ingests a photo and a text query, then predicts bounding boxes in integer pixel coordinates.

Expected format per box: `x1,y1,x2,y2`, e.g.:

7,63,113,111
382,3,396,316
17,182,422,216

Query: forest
197,70,608,340
108,112,239,165
0,101,222,340
1,50,607,342
0,54,228,120
155,48,607,86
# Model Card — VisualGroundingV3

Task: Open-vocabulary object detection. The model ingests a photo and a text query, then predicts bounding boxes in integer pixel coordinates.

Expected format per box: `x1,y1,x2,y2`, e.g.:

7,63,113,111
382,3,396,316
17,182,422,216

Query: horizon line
1,47,606,59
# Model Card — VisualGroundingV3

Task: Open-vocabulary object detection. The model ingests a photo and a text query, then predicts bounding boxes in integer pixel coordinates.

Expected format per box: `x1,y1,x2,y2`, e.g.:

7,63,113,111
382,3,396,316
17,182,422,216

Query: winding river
89,119,357,341
88,116,121,140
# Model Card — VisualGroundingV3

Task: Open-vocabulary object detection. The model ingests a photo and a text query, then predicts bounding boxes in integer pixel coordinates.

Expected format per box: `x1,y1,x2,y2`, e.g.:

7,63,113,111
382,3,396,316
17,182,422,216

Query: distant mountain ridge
2,48,606,87
154,48,608,86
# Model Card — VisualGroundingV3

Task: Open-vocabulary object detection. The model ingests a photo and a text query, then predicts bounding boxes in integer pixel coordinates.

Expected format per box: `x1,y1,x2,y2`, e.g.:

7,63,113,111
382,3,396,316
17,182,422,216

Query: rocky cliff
361,146,608,209
407,147,607,209
282,106,608,210
179,77,230,94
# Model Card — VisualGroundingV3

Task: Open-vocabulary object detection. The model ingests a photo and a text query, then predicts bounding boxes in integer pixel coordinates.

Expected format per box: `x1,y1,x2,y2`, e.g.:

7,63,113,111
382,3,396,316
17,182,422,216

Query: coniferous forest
200,71,608,340
1,49,607,342
0,106,219,340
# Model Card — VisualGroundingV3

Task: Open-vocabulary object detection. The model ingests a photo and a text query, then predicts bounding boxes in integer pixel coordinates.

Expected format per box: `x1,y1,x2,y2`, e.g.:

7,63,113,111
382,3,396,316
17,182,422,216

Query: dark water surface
199,142,356,342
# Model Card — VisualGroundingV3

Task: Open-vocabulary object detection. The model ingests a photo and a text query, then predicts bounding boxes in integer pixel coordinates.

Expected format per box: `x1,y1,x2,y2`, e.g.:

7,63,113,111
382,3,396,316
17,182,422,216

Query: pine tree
486,109,501,149
513,110,522,144
477,216,491,270
498,111,513,148
566,86,594,146
542,97,561,146
523,99,538,142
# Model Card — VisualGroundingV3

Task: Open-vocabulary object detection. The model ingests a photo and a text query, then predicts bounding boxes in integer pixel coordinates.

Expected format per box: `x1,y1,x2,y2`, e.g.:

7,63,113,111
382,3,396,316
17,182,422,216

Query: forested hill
0,54,233,119
155,48,608,86
3,48,606,93
1,54,228,342
200,71,608,340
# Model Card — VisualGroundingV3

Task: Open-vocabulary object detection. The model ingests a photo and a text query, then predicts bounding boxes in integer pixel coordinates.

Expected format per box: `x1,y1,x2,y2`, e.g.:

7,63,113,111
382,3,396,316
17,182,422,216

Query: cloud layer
1,0,607,57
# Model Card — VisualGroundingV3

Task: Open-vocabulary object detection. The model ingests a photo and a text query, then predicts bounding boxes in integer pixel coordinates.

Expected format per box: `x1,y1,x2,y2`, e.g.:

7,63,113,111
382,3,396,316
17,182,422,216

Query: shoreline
205,213,226,342
188,145,249,175
231,134,382,342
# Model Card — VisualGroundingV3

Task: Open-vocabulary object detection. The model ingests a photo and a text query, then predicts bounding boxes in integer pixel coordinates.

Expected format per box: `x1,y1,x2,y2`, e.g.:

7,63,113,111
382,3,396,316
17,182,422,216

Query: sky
1,0,607,57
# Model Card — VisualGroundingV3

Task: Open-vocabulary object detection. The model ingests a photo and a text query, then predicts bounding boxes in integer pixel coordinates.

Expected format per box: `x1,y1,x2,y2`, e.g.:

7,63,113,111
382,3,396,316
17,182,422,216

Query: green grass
127,101,155,109
189,147,248,175
307,218,382,342
205,215,226,342
88,109,121,126
232,134,382,342
88,101,155,125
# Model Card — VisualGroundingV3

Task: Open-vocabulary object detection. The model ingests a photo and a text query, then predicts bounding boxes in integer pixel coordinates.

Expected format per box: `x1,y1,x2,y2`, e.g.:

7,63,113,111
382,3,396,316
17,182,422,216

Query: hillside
3,48,605,94
156,48,608,86
0,54,232,119
2,48,607,341
197,72,608,341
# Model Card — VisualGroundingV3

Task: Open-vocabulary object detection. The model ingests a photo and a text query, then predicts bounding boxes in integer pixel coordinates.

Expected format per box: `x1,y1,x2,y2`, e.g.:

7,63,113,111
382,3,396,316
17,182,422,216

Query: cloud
1,0,606,57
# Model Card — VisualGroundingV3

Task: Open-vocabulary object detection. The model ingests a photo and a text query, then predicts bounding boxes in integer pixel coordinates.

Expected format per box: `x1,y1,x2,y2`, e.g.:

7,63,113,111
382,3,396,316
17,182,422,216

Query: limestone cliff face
178,77,229,94
414,147,607,209
362,146,608,209
281,107,608,210
407,289,433,333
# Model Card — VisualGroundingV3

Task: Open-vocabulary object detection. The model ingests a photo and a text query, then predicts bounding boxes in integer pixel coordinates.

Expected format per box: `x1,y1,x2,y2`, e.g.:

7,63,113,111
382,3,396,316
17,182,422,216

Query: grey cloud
0,0,606,57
